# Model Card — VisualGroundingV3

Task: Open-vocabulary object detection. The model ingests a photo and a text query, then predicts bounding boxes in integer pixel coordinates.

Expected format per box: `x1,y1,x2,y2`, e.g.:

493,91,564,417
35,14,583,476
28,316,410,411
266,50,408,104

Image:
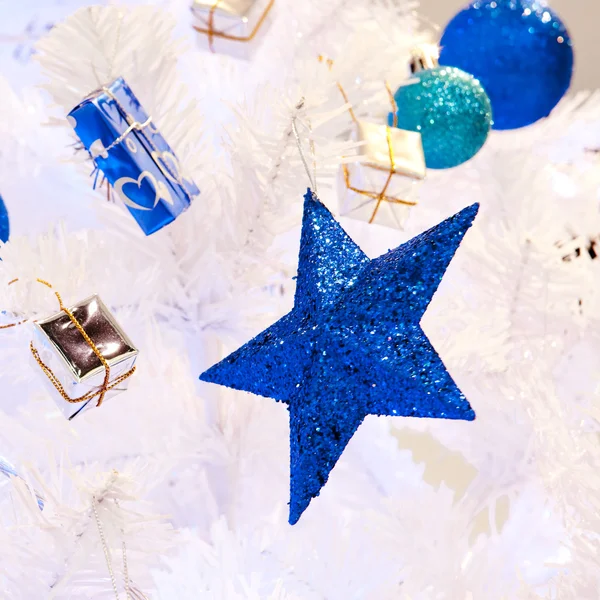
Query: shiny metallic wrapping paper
32,295,138,420
339,121,425,229
68,77,200,236
191,0,274,59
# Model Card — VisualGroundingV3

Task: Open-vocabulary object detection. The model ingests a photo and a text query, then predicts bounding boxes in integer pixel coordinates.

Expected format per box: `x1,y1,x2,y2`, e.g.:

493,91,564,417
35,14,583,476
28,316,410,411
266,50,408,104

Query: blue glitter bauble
439,0,574,130
389,67,492,170
0,195,9,243
200,190,478,524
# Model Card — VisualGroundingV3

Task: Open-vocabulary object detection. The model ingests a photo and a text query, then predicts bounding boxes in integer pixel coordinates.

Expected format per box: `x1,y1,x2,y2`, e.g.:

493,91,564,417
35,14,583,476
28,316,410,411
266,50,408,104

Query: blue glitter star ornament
439,0,574,130
200,190,479,524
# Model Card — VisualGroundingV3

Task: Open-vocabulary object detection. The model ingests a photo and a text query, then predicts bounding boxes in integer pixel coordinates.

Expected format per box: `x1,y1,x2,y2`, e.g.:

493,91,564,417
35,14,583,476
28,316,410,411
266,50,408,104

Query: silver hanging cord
93,495,132,600
291,98,318,192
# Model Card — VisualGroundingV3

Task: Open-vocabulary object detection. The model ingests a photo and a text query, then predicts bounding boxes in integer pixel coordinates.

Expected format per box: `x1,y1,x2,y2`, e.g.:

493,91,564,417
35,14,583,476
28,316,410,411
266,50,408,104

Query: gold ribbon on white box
322,53,428,227
341,119,426,225
356,121,426,179
191,0,275,52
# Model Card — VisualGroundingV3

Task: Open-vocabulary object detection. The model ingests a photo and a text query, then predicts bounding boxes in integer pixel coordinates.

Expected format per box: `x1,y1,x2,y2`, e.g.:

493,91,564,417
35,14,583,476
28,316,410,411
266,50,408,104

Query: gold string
1,279,136,407
31,343,135,406
336,81,359,125
364,82,403,223
323,57,416,223
192,0,275,47
207,0,221,53
385,81,399,129
341,165,417,222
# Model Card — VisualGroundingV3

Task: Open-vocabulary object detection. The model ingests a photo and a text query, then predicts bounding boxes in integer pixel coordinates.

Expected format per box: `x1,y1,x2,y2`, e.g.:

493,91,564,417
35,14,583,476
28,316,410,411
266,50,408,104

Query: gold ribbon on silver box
191,0,275,54
32,293,138,421
1,279,138,421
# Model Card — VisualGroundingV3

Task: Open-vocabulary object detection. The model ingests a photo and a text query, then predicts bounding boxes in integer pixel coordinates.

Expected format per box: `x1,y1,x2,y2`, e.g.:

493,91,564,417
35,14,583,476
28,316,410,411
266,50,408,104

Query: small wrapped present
191,0,274,58
32,294,138,420
339,121,426,229
68,77,200,236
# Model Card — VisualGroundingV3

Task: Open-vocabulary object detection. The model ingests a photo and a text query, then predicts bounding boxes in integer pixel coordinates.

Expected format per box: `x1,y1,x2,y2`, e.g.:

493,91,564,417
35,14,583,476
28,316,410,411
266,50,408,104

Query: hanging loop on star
291,97,318,194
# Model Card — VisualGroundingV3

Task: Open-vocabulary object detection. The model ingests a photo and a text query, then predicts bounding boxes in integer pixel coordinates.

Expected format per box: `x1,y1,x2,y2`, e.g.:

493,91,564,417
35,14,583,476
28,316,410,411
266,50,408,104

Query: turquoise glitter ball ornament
439,0,573,130
389,66,492,170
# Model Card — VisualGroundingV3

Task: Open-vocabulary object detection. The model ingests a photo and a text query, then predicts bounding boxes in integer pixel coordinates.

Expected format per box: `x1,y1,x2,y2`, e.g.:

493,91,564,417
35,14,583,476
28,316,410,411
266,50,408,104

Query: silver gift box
191,0,274,59
32,295,138,420
339,121,425,230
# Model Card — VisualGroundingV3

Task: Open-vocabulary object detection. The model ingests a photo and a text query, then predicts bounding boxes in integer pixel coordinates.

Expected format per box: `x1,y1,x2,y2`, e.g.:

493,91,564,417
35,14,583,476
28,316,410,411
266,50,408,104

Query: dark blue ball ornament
389,66,492,170
439,0,574,130
0,195,9,243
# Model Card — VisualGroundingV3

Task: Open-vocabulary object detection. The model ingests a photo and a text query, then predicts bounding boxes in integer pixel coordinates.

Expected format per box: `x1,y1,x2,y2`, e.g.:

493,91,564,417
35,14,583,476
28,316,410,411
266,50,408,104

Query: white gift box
191,0,274,59
32,295,138,420
339,121,426,230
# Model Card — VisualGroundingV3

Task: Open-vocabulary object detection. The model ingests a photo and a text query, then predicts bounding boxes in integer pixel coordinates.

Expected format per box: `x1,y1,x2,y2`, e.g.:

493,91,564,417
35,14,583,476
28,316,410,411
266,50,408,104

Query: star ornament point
200,189,479,524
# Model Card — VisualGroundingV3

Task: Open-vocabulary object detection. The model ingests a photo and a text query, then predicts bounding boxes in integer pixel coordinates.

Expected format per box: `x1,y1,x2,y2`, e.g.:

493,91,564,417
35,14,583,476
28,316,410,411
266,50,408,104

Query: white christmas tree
0,1,599,598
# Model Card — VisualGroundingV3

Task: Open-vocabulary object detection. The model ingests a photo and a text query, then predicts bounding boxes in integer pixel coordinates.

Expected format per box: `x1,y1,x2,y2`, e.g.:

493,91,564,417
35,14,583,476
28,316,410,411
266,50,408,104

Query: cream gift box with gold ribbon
339,120,426,230
68,77,200,235
191,0,275,58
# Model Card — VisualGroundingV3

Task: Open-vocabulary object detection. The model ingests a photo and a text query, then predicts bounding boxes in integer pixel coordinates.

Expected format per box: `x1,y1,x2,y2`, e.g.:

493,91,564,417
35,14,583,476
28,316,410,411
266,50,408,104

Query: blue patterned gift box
68,77,200,235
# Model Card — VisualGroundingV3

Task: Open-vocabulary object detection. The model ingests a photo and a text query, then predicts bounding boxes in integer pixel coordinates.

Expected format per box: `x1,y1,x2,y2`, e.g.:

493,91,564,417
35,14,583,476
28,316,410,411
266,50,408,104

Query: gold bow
193,0,275,53
318,56,425,225
340,81,420,224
